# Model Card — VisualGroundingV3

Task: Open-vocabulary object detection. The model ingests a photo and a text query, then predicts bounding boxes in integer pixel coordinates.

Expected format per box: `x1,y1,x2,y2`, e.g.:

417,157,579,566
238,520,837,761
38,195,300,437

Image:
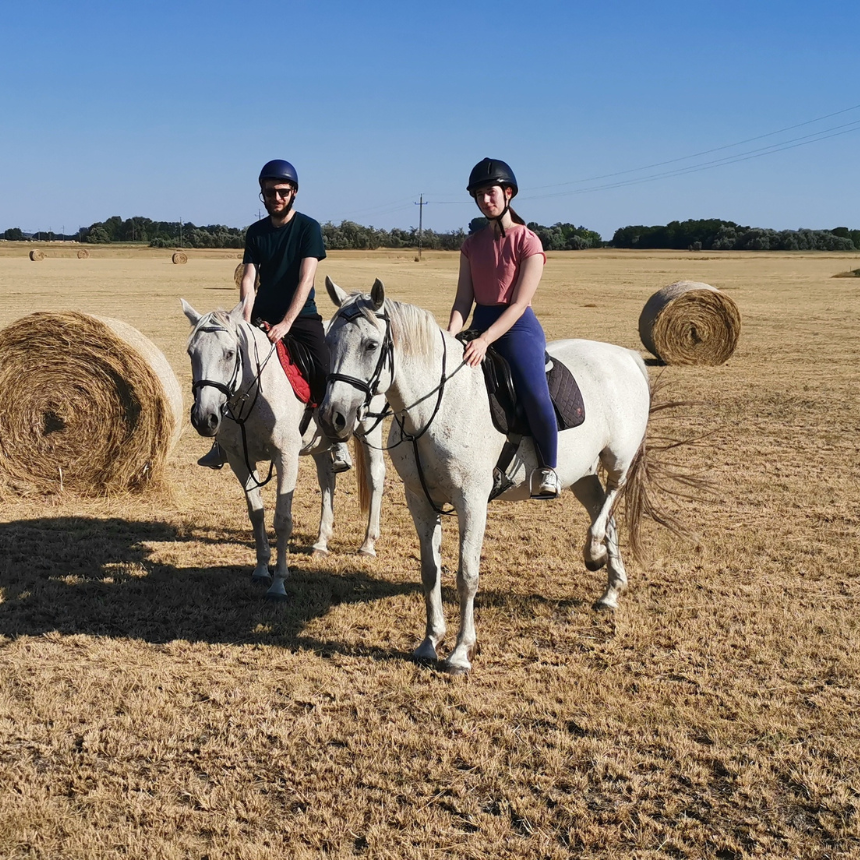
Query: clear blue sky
2,0,858,240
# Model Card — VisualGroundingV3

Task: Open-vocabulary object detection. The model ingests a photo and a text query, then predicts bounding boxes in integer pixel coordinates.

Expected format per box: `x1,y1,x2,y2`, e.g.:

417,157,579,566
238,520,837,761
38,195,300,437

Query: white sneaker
330,442,352,474
531,467,560,499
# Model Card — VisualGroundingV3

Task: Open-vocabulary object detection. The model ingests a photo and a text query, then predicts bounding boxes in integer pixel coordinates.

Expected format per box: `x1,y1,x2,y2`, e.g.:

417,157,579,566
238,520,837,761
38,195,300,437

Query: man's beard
264,197,294,219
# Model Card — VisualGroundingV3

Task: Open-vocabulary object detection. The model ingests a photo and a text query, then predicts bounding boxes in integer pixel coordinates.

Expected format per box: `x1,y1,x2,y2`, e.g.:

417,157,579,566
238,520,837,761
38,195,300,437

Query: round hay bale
0,312,183,496
76,248,90,259
29,249,45,262
172,251,188,265
233,262,260,290
638,281,741,366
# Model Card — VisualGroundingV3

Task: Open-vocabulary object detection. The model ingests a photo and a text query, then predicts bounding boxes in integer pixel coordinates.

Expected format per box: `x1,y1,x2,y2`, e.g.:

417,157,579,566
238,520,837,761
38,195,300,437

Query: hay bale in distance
76,248,90,259
29,249,45,261
639,281,741,366
233,262,260,290
0,312,183,496
172,251,188,264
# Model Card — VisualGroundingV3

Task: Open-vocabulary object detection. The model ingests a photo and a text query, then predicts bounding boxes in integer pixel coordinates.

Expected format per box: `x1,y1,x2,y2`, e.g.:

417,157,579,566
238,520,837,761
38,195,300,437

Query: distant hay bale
0,312,183,496
29,250,45,261
638,281,741,366
233,262,260,290
172,251,188,264
76,249,89,259
832,268,860,278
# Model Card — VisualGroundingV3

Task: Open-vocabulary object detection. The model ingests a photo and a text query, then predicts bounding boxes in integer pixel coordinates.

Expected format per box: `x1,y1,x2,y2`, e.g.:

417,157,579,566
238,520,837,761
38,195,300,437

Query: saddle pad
547,359,585,431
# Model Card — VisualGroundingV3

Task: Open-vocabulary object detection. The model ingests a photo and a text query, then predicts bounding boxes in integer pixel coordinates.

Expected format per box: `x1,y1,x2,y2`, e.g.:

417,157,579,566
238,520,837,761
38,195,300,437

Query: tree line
4,215,859,252
611,219,860,252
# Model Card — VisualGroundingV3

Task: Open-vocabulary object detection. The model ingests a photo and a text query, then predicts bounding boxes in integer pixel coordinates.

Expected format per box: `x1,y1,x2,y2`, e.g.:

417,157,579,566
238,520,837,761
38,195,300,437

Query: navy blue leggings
472,305,557,468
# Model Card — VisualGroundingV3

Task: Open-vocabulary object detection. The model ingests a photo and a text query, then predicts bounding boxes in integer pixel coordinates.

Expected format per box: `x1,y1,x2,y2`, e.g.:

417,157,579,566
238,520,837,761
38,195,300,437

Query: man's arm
240,264,258,322
265,256,319,342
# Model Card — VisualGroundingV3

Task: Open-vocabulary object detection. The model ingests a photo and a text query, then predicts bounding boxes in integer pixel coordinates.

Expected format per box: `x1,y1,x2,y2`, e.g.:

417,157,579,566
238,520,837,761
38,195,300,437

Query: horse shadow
0,516,417,659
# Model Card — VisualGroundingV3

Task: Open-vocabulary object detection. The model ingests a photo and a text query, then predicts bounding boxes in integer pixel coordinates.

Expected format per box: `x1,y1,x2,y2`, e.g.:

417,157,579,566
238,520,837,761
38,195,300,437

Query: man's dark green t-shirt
243,212,327,323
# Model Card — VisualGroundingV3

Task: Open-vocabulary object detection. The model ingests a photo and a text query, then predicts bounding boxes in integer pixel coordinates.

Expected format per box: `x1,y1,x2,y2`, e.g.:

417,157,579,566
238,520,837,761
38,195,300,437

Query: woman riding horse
446,158,559,499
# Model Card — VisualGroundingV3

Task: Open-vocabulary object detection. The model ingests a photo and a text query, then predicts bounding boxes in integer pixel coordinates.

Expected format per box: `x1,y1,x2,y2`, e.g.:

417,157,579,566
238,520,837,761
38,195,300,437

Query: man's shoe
330,442,352,474
531,467,560,499
197,442,226,470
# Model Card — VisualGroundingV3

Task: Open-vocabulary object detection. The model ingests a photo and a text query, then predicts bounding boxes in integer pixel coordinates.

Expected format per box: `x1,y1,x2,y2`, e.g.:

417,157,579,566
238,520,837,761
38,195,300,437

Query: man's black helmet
467,158,518,197
259,159,299,191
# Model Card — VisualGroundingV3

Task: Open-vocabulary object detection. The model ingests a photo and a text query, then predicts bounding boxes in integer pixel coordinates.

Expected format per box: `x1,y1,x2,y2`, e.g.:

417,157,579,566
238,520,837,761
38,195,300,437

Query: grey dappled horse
182,300,386,601
319,279,655,674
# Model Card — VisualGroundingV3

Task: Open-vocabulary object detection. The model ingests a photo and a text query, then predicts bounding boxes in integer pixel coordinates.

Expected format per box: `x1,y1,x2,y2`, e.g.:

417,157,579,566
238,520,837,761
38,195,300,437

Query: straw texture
638,281,741,366
172,252,188,264
29,250,45,261
76,249,89,259
0,312,183,495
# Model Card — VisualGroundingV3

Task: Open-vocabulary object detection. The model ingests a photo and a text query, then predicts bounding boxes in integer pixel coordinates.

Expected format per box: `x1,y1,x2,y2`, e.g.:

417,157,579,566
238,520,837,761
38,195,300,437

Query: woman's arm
461,254,544,367
446,252,475,336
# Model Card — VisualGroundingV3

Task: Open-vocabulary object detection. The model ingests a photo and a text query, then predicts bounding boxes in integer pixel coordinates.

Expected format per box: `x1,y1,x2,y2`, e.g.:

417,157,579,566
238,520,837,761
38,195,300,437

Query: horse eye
224,350,235,361
365,341,379,352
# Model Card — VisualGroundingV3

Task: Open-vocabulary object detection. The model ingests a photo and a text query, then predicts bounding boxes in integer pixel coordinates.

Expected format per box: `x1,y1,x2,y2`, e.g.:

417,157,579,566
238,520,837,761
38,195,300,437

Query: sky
1,0,859,241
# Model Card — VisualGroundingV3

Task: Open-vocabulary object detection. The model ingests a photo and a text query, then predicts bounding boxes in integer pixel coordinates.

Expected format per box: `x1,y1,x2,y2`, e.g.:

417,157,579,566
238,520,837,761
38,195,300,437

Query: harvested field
0,245,859,858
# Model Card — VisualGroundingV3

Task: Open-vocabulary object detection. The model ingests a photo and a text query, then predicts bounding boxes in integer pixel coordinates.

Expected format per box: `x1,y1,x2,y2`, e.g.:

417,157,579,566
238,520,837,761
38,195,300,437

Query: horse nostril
333,412,346,432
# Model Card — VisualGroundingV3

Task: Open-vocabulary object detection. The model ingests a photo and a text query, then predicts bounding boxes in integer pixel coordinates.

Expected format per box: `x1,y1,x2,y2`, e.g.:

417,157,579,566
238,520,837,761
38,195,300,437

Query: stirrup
330,443,352,474
530,467,560,500
197,441,225,470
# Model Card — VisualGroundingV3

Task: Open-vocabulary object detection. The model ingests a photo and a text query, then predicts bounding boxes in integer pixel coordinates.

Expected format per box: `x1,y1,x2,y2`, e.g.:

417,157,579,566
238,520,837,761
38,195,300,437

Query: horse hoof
311,547,329,557
251,573,272,585
592,599,616,613
264,591,289,603
585,558,607,572
358,547,377,558
441,660,471,676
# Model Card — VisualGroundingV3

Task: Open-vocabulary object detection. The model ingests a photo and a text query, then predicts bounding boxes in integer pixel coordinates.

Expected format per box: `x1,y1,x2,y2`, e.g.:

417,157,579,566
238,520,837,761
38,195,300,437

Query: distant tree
468,217,489,234
4,227,24,241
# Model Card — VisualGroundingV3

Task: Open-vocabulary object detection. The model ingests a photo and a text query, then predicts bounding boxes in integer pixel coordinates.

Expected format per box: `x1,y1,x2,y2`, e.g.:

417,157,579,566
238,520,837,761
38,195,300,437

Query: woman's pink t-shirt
461,223,546,306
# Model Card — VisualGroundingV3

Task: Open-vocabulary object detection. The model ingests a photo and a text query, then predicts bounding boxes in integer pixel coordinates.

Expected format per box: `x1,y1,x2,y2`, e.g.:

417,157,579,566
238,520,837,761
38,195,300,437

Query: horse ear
325,276,348,308
181,298,201,326
228,302,245,322
370,278,385,311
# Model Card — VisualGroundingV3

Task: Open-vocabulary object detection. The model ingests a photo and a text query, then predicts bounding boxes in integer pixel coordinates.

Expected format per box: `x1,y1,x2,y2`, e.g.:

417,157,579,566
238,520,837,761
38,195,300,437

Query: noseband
326,302,394,411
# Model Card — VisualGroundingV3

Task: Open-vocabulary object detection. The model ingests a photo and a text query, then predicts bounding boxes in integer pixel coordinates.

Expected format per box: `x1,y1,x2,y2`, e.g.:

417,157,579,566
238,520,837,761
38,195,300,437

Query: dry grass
1,247,860,858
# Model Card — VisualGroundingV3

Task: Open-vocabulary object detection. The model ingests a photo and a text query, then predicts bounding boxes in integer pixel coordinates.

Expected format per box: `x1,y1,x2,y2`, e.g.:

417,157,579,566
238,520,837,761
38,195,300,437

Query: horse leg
358,439,385,557
443,499,488,675
266,453,299,602
310,451,335,555
573,474,628,611
229,460,272,585
404,487,445,663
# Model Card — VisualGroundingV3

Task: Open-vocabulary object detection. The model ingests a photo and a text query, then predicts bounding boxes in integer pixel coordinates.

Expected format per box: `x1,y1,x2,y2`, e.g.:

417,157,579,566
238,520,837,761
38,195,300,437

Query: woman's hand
267,321,291,343
463,335,489,367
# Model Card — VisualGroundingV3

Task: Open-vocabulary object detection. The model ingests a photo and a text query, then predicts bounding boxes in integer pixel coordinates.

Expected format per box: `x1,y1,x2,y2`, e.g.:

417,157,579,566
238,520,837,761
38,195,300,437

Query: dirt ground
0,243,858,858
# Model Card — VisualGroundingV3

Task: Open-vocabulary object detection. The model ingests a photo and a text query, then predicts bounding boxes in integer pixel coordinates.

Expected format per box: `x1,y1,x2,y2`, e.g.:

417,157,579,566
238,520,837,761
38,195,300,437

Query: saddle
456,330,585,436
256,320,318,408
456,330,586,500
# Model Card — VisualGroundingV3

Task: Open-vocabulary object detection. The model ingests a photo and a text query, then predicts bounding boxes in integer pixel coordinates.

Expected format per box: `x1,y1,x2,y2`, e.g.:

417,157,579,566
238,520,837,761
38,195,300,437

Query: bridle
189,315,277,489
326,301,396,433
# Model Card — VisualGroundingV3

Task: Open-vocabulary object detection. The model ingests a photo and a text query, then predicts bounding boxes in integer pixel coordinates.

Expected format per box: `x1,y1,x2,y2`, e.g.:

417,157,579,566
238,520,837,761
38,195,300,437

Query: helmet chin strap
477,193,511,237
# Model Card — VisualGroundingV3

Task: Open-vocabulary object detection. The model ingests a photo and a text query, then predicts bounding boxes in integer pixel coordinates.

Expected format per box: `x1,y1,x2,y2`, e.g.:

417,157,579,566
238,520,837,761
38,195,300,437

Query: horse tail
353,436,370,516
619,376,711,562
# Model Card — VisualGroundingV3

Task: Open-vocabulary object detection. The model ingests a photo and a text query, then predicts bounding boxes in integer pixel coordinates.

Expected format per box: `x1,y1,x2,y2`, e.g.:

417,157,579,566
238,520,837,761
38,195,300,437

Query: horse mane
384,300,439,358
187,309,238,345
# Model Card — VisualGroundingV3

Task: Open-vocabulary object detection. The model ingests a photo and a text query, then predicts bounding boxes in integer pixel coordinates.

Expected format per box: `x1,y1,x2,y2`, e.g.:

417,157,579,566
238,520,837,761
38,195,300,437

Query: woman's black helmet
467,158,518,197
259,159,299,191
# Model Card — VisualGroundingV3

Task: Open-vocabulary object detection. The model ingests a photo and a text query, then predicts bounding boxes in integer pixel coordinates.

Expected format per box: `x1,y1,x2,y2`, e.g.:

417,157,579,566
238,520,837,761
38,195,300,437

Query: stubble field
0,244,858,859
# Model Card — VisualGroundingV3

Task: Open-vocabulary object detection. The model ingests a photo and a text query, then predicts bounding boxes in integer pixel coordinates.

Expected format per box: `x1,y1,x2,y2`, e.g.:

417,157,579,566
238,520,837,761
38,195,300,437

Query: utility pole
179,217,183,247
414,194,428,259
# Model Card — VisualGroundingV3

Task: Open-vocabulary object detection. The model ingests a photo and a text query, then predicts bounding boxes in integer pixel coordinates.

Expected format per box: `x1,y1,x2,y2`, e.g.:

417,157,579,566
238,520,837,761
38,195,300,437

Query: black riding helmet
466,158,518,197
259,159,299,191
467,158,518,236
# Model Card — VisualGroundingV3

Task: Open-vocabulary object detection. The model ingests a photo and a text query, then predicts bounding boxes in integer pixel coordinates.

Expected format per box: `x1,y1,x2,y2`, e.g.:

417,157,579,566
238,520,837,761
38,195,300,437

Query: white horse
181,300,386,601
319,278,656,674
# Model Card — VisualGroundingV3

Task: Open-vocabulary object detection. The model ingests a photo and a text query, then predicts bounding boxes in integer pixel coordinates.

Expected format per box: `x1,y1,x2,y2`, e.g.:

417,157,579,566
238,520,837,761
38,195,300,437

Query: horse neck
232,320,275,401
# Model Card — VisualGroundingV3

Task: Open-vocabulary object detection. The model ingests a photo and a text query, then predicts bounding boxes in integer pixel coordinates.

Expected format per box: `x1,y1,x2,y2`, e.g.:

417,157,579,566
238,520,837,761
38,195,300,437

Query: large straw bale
76,248,89,259
638,281,741,366
29,249,45,261
172,251,188,264
0,312,183,495
234,262,260,290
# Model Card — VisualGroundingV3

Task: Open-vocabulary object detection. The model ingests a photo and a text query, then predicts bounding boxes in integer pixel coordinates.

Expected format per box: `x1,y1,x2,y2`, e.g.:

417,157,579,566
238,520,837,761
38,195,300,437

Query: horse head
181,299,245,437
319,277,391,441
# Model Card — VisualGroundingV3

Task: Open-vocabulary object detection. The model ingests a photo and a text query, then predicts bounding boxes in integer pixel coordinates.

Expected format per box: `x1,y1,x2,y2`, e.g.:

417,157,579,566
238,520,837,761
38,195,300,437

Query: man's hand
267,320,292,343
462,335,489,367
